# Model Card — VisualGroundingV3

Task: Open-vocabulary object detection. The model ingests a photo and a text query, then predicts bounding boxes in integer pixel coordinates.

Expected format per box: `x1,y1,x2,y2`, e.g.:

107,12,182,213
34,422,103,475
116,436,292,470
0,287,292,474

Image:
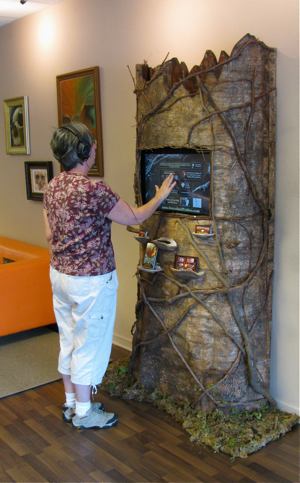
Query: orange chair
0,236,55,337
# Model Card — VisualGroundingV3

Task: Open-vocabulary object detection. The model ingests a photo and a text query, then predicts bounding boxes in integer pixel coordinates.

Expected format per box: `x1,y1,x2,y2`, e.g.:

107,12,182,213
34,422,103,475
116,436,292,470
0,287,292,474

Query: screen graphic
142,149,211,216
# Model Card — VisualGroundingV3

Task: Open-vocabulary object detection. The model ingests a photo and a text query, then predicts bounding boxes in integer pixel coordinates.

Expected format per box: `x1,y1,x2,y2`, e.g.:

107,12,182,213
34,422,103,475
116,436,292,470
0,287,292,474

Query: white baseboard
275,398,300,416
112,333,132,351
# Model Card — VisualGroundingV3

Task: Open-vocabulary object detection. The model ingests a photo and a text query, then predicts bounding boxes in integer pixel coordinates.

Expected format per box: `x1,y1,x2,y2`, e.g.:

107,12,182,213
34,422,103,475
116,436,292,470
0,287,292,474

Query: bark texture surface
130,34,276,412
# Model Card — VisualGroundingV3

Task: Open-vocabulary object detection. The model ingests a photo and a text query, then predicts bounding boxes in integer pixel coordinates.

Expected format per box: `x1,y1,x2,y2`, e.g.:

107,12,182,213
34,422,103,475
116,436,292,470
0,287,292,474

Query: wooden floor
0,345,299,483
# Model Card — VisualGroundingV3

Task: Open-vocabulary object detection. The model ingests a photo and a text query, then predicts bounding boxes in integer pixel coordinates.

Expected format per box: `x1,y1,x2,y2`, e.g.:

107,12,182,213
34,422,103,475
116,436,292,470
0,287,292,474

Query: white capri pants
50,266,118,388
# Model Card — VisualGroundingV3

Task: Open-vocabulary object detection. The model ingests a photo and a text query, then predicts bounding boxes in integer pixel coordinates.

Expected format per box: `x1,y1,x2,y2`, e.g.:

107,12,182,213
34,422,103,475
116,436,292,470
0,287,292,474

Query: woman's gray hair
50,122,93,171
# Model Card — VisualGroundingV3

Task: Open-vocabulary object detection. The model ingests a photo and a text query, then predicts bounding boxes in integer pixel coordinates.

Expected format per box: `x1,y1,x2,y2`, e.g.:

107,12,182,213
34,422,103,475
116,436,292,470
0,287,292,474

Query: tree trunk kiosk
129,34,276,413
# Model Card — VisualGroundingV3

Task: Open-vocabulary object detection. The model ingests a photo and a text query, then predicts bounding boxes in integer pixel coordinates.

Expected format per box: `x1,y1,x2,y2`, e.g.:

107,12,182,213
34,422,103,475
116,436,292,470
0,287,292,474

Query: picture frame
174,255,198,272
56,66,104,177
195,225,212,234
24,162,53,201
143,243,158,269
4,96,30,155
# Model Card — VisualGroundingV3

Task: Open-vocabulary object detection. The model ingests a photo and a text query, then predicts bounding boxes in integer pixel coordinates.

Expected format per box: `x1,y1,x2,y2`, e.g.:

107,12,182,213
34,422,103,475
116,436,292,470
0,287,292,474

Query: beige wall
0,0,298,414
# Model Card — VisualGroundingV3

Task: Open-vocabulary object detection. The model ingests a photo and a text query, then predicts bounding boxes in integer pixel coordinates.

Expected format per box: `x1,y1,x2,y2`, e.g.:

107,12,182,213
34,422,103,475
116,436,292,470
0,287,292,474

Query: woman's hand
154,173,177,203
108,173,177,226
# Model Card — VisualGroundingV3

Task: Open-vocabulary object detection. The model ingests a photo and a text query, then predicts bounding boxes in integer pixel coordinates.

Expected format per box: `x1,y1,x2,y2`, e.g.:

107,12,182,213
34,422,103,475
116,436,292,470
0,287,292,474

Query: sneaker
62,402,104,423
72,404,118,430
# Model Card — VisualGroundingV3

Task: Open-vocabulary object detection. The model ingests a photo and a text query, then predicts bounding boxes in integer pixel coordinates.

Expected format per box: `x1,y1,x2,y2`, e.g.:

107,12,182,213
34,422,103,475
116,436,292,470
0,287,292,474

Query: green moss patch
100,357,299,458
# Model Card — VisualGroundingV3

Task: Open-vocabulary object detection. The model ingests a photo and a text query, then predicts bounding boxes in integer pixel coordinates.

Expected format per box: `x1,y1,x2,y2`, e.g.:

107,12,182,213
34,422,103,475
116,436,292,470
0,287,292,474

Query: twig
127,64,136,89
137,277,217,403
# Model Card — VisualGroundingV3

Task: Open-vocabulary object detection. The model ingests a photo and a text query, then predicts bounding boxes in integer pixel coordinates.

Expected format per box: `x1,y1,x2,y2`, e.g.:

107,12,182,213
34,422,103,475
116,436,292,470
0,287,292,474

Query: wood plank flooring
0,345,298,482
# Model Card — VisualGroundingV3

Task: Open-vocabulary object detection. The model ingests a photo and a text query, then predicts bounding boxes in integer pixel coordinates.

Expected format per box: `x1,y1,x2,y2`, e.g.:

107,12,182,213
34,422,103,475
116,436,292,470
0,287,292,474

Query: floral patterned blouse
43,172,120,276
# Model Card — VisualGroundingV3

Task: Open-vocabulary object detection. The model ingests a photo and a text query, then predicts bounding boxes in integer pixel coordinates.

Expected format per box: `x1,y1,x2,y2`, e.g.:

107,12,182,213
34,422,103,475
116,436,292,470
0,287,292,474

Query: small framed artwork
174,255,198,272
56,66,104,177
143,243,158,269
4,96,30,155
24,162,53,201
195,225,212,234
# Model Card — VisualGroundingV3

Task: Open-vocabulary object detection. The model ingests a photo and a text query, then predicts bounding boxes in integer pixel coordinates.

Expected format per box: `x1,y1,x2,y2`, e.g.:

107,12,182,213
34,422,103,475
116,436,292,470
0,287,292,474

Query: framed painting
4,96,30,155
24,161,53,201
56,66,104,177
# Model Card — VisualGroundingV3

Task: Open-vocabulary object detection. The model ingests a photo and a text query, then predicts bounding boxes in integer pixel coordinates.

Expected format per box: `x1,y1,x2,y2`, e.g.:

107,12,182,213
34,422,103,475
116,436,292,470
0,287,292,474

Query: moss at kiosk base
100,357,299,459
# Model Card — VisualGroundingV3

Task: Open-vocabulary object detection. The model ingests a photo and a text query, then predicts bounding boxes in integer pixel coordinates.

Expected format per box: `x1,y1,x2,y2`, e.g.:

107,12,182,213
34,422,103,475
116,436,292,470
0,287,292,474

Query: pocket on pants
88,313,107,339
103,271,118,308
107,270,118,291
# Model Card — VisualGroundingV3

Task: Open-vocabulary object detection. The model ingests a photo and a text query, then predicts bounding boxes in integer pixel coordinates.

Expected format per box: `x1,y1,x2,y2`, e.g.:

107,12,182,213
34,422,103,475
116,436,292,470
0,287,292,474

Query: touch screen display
142,149,211,216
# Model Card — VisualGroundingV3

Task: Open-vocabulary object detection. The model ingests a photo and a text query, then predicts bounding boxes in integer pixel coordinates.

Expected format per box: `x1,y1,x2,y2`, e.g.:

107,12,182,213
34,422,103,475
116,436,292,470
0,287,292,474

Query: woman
43,122,175,430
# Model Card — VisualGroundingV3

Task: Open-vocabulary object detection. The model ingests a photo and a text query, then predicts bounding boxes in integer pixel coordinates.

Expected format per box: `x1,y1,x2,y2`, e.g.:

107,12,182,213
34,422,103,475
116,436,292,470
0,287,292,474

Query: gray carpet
0,326,61,398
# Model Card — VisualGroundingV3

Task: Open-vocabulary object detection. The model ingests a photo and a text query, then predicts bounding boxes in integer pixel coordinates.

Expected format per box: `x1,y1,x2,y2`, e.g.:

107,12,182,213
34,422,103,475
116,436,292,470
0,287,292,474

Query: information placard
142,149,211,216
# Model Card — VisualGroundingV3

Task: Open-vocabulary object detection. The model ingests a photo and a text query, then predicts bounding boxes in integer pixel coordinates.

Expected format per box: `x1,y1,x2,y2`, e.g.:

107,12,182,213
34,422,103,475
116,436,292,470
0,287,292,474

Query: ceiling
0,0,65,28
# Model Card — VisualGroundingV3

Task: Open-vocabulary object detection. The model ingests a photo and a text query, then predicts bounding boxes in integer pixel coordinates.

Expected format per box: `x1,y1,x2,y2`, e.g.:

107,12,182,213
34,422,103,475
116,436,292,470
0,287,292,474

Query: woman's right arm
107,173,176,225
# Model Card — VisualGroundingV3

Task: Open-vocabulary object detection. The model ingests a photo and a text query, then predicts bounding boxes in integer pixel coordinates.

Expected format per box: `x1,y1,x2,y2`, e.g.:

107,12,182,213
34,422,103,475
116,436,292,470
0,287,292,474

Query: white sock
65,392,76,408
76,400,91,418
